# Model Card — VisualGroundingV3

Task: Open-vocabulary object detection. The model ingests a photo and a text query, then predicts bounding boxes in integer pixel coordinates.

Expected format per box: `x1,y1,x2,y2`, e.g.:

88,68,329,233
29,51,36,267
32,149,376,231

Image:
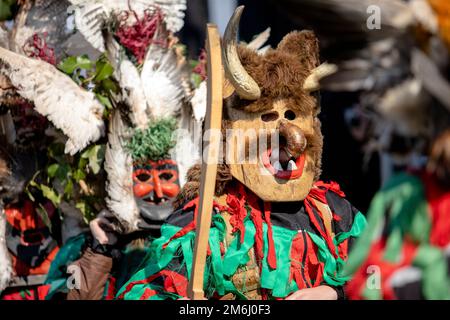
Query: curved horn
303,63,338,92
223,6,261,100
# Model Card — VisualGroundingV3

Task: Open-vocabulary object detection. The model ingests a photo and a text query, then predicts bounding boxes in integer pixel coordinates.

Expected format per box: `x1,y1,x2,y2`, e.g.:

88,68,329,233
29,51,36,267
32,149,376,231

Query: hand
89,210,118,246
285,285,338,300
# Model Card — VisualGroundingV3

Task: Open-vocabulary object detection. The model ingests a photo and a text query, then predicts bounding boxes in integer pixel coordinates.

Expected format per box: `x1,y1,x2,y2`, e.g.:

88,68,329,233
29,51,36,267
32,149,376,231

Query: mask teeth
287,160,297,171
270,148,279,164
273,161,283,171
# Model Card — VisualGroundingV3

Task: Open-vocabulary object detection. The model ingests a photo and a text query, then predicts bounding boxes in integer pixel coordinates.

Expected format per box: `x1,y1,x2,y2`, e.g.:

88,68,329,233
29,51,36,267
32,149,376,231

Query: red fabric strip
422,172,450,248
117,270,188,300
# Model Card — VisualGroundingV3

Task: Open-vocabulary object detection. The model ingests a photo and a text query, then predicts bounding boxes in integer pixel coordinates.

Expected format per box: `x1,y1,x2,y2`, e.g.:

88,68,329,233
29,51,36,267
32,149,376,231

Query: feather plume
141,43,185,119
190,80,207,123
0,47,105,155
105,34,149,129
104,111,139,232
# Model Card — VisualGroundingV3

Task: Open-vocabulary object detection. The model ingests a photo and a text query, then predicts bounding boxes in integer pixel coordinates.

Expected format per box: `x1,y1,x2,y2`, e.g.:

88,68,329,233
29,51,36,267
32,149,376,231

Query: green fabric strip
334,212,367,245
222,216,255,277
310,211,367,286
45,233,87,300
208,227,225,295
261,225,297,297
344,173,428,276
180,233,194,280
115,224,183,298
413,244,450,300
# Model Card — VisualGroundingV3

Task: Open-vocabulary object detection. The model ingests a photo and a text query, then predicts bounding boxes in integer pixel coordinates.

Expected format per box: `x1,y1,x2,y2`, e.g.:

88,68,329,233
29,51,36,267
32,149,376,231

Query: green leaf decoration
0,0,16,21
95,93,113,110
36,204,53,232
47,163,59,178
81,144,106,174
75,201,96,224
40,184,61,206
73,169,86,182
58,55,94,74
100,78,119,94
95,59,114,82
126,117,177,163
47,163,71,181
190,72,203,89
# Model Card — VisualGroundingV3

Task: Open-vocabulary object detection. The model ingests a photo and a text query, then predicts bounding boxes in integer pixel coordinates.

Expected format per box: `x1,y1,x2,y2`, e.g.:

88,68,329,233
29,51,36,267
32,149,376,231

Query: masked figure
133,159,181,229
115,6,367,300
344,129,450,300
1,199,59,300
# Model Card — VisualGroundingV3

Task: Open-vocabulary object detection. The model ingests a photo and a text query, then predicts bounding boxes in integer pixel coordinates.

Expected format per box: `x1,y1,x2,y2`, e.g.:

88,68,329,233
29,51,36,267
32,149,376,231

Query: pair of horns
223,6,337,100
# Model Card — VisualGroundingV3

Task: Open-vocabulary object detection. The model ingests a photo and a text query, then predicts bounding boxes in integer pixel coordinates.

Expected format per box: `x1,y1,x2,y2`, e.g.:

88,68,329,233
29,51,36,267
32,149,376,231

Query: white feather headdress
0,47,105,155
104,111,140,232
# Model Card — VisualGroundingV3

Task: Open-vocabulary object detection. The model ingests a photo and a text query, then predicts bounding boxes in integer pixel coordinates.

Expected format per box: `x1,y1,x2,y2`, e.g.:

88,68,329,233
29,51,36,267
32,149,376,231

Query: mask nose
152,170,164,199
278,119,307,159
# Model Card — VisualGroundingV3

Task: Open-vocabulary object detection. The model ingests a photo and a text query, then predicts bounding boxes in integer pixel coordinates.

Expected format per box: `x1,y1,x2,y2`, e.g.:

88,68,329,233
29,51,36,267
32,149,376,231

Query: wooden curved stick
187,24,223,300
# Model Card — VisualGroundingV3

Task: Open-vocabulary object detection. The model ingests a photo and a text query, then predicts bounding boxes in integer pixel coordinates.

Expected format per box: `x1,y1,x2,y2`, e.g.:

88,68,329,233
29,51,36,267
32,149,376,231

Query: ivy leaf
47,163,59,178
100,78,119,94
47,163,71,181
94,60,114,82
81,144,105,175
48,143,66,163
40,184,61,206
58,55,93,75
36,204,53,231
0,0,15,21
73,169,86,182
190,73,203,89
76,201,95,224
95,93,113,110
64,179,74,197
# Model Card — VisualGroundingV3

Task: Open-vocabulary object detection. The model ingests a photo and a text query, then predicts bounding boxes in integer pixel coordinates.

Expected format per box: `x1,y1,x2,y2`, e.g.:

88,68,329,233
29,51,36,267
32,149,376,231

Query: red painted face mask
132,159,180,204
5,200,59,275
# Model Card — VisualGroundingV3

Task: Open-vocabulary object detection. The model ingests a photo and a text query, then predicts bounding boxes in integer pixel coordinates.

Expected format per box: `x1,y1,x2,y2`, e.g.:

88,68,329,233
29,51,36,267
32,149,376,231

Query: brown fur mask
176,30,324,206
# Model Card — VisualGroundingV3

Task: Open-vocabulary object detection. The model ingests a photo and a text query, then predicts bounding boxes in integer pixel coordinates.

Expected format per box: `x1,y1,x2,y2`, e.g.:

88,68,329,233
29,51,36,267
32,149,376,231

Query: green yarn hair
127,117,177,162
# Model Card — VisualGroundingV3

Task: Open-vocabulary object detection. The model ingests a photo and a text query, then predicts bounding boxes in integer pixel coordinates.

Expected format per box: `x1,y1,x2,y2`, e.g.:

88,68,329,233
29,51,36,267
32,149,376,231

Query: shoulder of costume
164,202,195,229
164,196,222,229
315,180,362,233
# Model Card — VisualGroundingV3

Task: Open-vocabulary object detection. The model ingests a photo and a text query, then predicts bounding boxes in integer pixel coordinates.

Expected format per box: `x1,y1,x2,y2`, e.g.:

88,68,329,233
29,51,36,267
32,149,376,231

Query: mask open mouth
142,194,171,205
262,147,306,180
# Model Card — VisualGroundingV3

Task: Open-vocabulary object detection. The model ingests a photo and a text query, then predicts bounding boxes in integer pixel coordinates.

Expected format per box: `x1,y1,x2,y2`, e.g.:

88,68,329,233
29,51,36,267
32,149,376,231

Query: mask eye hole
284,110,296,120
261,111,279,122
137,173,151,182
159,172,173,181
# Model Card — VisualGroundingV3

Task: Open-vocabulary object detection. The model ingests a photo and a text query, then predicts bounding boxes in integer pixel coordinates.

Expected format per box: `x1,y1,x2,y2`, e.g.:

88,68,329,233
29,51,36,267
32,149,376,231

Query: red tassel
249,203,264,267
226,184,248,243
263,202,277,269
304,182,341,258
290,233,307,289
